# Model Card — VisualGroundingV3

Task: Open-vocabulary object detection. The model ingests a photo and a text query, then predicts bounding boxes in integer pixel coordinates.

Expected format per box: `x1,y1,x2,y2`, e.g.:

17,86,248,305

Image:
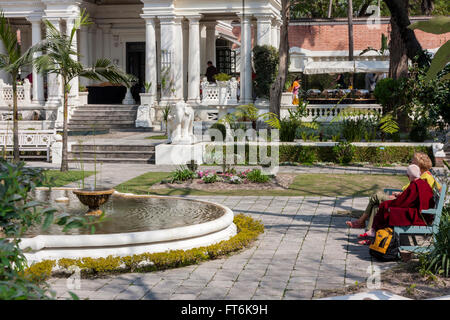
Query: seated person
346,152,440,230
358,164,435,245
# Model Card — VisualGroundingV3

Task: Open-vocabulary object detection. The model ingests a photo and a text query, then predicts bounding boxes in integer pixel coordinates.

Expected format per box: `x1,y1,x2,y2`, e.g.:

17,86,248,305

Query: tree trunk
60,79,69,172
12,79,19,163
389,13,409,79
348,0,355,87
383,0,428,68
269,0,290,119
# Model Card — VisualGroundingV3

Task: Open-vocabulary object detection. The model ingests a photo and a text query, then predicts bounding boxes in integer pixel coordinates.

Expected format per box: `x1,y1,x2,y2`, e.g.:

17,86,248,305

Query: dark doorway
126,42,145,103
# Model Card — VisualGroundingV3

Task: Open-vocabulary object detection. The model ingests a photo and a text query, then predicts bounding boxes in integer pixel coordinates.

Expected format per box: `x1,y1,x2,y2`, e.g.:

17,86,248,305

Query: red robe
372,179,435,231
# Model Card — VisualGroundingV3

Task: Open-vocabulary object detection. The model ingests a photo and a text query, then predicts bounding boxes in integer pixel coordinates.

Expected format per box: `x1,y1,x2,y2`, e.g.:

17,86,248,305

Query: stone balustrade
200,77,239,106
0,79,32,107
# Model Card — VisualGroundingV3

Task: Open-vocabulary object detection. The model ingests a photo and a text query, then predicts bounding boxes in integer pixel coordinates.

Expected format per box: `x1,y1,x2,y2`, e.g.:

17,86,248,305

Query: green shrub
170,166,196,183
419,204,450,277
214,73,232,81
298,148,317,164
279,119,298,142
246,169,270,183
373,78,403,112
409,122,429,142
341,118,367,142
201,173,218,184
333,141,355,164
253,45,279,99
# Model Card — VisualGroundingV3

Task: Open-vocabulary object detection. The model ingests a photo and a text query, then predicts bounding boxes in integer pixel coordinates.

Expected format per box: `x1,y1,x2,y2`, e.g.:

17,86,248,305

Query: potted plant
214,73,231,105
139,81,154,106
161,104,171,135
78,85,89,105
281,80,293,106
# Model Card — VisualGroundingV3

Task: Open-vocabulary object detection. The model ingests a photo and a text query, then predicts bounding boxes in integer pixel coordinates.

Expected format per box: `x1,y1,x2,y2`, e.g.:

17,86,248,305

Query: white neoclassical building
0,0,282,125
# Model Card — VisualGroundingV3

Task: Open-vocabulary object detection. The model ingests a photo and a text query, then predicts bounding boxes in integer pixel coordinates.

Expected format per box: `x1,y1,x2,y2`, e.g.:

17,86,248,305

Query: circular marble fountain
20,188,236,263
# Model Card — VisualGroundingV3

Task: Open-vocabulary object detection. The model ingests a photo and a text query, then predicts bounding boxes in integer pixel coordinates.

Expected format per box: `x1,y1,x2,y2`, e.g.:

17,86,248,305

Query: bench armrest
421,208,437,215
384,188,402,195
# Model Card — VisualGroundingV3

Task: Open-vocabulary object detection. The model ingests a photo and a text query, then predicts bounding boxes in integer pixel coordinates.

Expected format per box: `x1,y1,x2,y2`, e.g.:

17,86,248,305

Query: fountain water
20,188,236,263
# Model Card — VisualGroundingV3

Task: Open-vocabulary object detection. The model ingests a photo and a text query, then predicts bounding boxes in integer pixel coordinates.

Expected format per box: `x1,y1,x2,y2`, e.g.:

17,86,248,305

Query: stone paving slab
48,195,403,300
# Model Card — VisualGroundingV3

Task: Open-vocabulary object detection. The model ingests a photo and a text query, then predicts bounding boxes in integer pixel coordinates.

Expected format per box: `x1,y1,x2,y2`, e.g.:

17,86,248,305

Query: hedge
278,145,434,165
206,144,434,165
23,214,264,281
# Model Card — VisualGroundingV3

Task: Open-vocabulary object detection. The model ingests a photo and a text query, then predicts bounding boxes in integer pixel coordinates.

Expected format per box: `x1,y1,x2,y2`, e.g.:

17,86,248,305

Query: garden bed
151,173,295,191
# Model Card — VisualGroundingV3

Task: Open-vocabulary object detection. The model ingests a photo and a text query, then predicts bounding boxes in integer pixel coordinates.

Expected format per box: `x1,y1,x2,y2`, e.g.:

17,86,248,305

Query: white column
200,24,206,75
275,19,281,48
204,22,217,66
95,26,103,61
99,24,111,58
159,15,176,102
255,14,272,46
239,14,253,104
45,18,62,107
28,16,45,104
187,15,201,104
143,16,157,99
87,24,97,86
65,17,79,105
182,20,189,100
79,25,89,87
173,17,184,100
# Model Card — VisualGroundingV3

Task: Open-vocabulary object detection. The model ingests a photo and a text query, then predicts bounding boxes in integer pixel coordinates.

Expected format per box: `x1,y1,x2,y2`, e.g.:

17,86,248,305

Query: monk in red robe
359,164,435,244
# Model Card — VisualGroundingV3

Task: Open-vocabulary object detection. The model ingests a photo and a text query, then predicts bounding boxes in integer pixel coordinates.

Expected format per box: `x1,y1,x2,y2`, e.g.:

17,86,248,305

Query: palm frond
260,112,280,129
379,113,399,135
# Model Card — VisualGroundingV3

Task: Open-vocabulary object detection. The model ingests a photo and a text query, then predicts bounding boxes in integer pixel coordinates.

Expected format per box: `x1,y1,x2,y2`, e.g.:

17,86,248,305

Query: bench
0,129,58,162
384,178,447,254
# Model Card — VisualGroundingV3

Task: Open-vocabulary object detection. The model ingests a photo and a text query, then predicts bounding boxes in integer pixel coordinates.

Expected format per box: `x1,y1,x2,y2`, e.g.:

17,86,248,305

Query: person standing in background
291,76,300,105
206,61,218,83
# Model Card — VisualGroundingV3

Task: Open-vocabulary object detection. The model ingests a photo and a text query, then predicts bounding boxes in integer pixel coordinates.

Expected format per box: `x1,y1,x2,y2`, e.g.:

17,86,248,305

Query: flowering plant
202,173,218,184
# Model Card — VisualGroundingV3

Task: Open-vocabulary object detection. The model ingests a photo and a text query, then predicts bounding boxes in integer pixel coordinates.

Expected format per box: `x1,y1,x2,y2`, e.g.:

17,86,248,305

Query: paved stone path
47,195,396,300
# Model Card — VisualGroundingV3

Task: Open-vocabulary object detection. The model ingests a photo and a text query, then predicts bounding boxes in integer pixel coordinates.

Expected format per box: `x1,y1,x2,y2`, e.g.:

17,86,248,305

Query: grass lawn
42,170,95,188
114,172,410,197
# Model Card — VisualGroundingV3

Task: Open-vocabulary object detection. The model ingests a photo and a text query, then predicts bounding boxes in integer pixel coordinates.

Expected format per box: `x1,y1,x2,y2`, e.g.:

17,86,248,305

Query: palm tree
34,9,134,172
0,11,38,163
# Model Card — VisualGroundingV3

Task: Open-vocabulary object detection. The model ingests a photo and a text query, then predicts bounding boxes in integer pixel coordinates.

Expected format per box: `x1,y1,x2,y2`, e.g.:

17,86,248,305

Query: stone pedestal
78,92,88,106
136,105,153,128
122,88,135,105
155,143,203,165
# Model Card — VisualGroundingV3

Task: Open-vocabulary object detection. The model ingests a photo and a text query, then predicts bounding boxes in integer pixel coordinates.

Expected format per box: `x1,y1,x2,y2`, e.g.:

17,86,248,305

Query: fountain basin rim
20,189,234,252
72,188,115,196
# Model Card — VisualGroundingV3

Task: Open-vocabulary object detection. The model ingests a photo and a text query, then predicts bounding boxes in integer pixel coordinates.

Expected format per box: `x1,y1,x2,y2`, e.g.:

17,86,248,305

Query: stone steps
67,157,154,164
69,144,156,164
68,104,140,134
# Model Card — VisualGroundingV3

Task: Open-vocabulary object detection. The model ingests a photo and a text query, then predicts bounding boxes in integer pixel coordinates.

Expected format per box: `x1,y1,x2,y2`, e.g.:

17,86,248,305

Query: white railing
280,104,383,122
0,79,32,106
0,129,60,162
200,77,239,106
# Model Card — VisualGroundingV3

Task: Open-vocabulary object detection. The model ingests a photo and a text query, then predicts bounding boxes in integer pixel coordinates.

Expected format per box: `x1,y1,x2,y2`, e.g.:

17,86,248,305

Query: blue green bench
384,180,447,254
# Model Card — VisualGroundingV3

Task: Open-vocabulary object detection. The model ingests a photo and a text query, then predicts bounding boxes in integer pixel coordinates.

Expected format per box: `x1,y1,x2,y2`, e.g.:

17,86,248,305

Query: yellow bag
369,228,399,261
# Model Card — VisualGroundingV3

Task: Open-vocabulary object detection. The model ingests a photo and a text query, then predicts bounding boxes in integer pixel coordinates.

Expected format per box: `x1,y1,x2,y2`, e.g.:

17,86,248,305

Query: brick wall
231,19,450,51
